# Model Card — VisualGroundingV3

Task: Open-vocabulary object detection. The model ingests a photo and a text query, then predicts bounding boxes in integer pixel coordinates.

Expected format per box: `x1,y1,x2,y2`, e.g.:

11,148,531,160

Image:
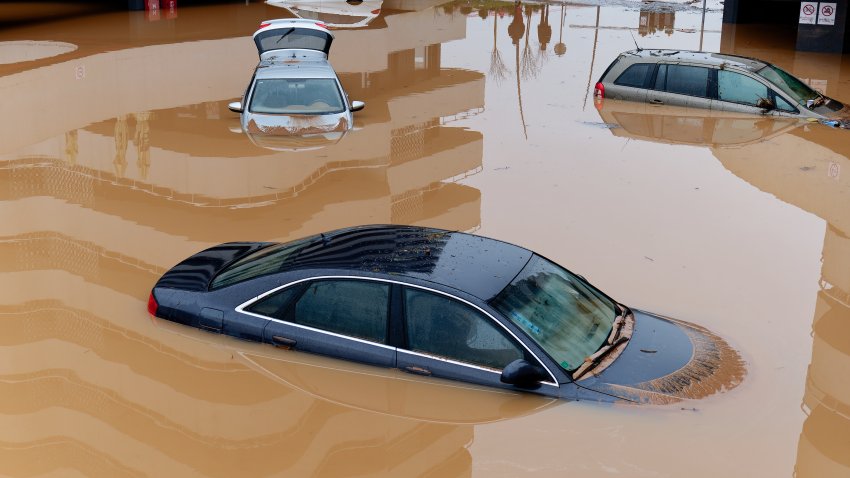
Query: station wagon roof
624,49,769,72
271,225,533,301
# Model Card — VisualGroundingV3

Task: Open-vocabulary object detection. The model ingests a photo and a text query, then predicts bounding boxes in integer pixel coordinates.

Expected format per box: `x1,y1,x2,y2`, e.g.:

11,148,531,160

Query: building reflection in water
0,2,510,475
594,96,850,477
638,6,675,37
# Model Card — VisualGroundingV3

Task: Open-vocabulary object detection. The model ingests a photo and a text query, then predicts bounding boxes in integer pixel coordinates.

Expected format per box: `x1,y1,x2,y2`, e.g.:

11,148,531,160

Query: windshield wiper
572,307,631,380
275,28,295,44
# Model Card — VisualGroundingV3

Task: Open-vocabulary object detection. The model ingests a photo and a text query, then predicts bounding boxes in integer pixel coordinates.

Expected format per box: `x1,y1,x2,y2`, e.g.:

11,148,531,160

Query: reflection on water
1,0,850,476
597,87,850,477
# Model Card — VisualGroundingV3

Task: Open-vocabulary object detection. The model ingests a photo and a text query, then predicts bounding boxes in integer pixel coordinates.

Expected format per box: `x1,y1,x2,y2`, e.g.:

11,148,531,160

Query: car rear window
614,63,652,88
210,235,320,290
665,65,710,97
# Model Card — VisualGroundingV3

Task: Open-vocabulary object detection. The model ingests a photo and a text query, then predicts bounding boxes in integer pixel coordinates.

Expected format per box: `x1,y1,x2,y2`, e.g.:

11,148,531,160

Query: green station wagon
594,49,848,120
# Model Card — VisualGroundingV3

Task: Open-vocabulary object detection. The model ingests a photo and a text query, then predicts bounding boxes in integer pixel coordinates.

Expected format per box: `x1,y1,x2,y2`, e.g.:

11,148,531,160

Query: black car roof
276,224,533,301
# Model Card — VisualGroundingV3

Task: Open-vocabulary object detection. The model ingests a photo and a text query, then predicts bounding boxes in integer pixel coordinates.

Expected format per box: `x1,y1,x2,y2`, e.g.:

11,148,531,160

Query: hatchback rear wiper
276,28,295,44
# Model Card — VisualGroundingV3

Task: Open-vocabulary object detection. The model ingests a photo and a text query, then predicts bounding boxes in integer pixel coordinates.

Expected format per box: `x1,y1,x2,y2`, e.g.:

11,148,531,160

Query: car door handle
272,335,297,349
649,99,664,105
403,366,432,376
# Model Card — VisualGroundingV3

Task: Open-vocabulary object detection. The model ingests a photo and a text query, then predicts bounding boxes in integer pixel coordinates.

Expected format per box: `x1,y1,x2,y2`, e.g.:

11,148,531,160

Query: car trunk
254,22,333,61
155,242,273,292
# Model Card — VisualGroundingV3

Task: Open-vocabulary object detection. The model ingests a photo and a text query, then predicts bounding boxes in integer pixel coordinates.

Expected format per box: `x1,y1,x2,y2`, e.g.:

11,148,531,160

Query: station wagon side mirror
350,100,365,112
500,359,548,389
228,101,244,113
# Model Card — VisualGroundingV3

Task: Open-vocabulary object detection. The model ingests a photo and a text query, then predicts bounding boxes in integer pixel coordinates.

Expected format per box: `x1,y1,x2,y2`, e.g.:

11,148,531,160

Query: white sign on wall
800,1,818,24
818,2,837,25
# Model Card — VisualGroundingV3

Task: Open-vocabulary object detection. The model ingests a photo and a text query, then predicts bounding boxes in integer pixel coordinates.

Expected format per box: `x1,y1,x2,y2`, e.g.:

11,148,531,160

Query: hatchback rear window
614,63,652,88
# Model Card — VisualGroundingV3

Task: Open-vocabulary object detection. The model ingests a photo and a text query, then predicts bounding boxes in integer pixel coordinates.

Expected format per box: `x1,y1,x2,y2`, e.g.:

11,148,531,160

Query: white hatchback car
229,19,365,147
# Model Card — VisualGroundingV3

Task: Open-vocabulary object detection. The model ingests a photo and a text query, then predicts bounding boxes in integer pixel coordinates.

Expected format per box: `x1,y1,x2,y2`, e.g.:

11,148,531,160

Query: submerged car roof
255,60,337,79
623,49,769,72
273,225,533,301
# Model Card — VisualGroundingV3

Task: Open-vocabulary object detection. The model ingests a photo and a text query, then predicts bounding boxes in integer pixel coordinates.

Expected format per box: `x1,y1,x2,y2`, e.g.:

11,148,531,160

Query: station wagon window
653,64,667,90
403,288,524,370
665,65,710,97
717,70,769,107
286,280,389,344
614,63,652,88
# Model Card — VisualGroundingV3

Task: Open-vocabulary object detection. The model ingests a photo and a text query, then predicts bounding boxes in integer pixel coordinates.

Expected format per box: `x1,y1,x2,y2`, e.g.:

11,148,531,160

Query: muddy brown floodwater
1,1,849,476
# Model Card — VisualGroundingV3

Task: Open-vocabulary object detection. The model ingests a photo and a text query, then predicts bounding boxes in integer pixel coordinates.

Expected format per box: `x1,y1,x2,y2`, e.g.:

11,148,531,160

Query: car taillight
594,82,605,99
315,22,327,29
371,9,381,14
259,22,271,29
147,291,158,316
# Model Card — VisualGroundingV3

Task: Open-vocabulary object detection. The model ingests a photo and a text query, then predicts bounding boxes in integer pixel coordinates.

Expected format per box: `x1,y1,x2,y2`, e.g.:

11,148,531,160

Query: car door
396,286,559,394
650,63,713,110
238,278,396,367
713,69,776,115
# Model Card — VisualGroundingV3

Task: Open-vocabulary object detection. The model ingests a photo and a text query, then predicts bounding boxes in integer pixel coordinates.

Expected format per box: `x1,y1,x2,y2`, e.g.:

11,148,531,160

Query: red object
371,9,381,14
314,22,328,29
259,22,271,28
147,292,159,316
594,82,605,99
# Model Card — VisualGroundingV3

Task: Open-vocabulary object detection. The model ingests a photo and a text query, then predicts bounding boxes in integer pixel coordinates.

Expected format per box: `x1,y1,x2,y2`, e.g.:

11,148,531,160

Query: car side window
256,280,390,344
773,94,797,112
403,288,524,370
614,63,652,88
653,64,667,90
245,285,301,319
665,64,710,97
717,70,769,107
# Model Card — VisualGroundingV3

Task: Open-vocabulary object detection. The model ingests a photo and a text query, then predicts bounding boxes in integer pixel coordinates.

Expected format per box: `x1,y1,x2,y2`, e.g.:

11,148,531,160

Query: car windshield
210,235,320,290
756,64,820,106
250,78,345,114
490,255,618,372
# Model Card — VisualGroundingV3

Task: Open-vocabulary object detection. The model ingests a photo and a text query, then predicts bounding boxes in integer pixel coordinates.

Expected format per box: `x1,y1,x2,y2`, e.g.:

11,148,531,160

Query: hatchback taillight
594,82,605,99
315,22,328,29
147,292,158,316
259,22,271,29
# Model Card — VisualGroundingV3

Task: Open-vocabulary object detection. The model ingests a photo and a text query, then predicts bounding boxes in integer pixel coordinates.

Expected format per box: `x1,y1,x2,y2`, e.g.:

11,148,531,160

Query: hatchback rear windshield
490,255,618,372
210,235,320,290
250,78,346,115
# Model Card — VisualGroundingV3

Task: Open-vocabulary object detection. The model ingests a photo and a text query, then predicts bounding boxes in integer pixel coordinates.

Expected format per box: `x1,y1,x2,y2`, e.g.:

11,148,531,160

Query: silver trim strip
235,275,560,386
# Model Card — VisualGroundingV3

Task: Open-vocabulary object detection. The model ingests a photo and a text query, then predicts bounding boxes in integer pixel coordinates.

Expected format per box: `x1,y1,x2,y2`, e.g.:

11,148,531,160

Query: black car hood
576,310,746,404
155,242,273,291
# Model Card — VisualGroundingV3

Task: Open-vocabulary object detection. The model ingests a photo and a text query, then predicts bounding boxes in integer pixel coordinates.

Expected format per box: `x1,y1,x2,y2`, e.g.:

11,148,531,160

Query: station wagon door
253,22,333,60
396,287,559,395
650,64,713,110
713,69,781,116
240,279,396,367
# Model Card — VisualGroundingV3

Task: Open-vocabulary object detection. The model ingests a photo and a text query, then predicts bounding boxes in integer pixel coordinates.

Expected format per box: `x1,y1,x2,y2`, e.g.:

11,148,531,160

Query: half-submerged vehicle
229,19,365,146
148,225,745,404
595,49,848,120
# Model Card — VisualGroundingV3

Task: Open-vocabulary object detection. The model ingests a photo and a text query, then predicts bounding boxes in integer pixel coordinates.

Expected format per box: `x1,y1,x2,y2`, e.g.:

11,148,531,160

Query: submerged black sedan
148,225,744,403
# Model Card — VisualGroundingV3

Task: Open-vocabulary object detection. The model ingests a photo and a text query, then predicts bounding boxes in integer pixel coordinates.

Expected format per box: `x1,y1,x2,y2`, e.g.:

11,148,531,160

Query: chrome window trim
235,275,560,386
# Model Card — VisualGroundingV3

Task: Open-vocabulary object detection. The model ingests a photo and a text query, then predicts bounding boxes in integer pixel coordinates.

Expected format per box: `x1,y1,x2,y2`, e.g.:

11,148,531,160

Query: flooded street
2,1,850,476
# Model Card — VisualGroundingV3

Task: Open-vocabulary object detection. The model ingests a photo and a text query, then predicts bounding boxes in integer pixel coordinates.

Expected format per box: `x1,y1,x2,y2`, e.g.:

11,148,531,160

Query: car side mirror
756,98,775,111
500,359,548,389
350,100,365,112
228,101,244,113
